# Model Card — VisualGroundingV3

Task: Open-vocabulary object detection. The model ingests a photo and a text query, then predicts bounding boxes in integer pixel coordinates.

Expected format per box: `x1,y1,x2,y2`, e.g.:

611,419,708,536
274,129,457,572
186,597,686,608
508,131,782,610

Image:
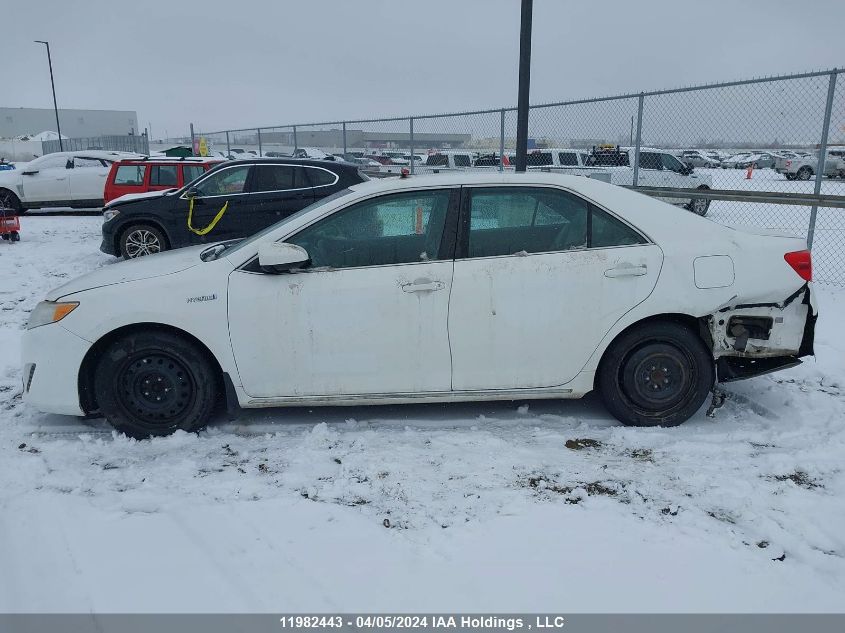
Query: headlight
26,301,79,330
103,208,120,222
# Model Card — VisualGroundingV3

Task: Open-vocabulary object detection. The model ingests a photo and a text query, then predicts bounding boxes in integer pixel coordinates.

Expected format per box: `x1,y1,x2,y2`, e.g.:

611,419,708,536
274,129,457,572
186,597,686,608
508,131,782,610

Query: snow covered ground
1,215,844,613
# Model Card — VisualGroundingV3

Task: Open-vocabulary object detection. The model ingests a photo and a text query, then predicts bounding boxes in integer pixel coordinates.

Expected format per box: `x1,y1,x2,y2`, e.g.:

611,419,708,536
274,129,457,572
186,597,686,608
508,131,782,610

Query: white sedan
0,150,135,212
21,173,816,438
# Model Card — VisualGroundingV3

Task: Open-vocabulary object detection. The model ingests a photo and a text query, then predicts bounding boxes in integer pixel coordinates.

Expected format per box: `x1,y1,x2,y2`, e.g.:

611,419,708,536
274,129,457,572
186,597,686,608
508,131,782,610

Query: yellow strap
187,197,229,236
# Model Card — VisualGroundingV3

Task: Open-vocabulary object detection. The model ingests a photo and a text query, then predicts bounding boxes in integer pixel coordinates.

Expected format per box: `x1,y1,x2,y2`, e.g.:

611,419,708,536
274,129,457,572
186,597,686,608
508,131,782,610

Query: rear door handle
401,278,445,293
604,264,648,278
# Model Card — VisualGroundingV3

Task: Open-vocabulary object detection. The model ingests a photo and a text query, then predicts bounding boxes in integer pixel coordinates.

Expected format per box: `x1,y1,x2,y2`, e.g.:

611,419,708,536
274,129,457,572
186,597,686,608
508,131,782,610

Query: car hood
46,245,207,300
107,189,176,207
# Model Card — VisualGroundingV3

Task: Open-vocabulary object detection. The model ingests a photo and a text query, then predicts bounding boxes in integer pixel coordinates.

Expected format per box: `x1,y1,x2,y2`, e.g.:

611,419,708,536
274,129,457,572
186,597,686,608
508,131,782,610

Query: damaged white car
22,173,816,438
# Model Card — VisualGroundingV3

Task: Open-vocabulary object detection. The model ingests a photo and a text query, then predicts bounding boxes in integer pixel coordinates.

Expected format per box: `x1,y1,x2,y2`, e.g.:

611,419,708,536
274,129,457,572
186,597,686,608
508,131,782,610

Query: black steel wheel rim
621,343,696,411
116,353,195,427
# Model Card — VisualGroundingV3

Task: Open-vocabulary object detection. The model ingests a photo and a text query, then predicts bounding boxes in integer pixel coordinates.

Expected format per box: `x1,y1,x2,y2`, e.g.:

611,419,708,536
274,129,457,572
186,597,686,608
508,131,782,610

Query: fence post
808,70,837,250
257,128,262,157
632,93,644,187
409,118,415,175
190,123,195,157
293,126,298,152
499,109,506,172
342,122,347,156
226,131,231,158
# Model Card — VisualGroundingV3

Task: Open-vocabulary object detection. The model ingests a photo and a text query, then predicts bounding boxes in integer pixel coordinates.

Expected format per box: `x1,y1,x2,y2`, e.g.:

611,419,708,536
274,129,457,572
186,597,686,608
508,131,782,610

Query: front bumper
21,323,91,416
100,221,118,255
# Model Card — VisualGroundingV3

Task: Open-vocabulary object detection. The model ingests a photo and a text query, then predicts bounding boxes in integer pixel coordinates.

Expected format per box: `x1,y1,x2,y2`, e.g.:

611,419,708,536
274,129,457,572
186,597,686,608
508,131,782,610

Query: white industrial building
0,107,139,139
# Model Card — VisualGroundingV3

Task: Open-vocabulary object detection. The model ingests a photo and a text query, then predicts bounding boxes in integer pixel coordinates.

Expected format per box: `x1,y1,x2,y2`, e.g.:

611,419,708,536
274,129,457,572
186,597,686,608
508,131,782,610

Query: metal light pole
34,40,63,151
514,0,533,173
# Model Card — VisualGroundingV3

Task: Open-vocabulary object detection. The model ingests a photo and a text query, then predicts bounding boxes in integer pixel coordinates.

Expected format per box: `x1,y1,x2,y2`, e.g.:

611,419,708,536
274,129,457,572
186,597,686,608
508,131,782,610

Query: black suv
101,158,367,258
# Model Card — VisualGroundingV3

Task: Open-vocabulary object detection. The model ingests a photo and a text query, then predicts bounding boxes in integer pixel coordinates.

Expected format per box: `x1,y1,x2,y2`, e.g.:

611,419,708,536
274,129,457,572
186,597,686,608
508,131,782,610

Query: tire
785,174,795,181
0,189,22,213
120,224,166,259
686,187,710,216
597,321,714,428
94,331,218,439
797,166,813,181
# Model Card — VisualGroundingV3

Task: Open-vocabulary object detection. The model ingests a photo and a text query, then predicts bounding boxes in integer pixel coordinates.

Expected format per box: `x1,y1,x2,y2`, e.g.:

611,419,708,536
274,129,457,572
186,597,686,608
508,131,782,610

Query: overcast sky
3,0,843,138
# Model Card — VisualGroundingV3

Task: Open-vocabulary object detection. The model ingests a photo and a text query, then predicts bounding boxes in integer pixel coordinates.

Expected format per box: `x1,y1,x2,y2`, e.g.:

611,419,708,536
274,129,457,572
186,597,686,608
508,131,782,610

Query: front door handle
605,264,648,278
401,278,445,293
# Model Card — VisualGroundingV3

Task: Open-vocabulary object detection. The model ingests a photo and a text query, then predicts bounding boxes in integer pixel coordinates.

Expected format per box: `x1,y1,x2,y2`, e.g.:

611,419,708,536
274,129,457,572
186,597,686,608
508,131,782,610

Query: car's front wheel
120,224,166,259
94,331,218,438
597,321,714,428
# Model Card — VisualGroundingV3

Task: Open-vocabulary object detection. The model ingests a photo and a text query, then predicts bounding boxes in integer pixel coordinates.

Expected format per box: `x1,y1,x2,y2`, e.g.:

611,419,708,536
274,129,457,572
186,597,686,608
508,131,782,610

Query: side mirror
258,242,310,273
21,170,38,176
186,187,199,199
680,163,694,175
66,160,74,169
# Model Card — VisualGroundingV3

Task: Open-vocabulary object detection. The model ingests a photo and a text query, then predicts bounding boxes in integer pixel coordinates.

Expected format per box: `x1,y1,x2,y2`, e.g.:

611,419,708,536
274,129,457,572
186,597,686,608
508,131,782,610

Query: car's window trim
453,183,652,261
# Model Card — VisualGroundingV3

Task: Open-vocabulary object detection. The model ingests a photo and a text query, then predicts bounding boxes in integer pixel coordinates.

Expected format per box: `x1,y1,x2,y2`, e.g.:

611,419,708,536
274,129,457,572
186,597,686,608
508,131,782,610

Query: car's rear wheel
120,224,166,259
797,166,813,181
94,331,218,439
0,189,22,213
785,174,795,180
598,321,714,428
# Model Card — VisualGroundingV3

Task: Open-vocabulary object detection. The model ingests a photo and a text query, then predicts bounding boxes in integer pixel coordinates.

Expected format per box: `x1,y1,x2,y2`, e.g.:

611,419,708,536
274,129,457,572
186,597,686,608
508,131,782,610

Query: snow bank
0,217,843,612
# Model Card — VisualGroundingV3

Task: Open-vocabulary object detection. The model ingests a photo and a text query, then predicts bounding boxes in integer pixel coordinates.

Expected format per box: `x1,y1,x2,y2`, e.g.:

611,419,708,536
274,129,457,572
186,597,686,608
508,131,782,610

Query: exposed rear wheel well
78,323,224,414
595,313,713,387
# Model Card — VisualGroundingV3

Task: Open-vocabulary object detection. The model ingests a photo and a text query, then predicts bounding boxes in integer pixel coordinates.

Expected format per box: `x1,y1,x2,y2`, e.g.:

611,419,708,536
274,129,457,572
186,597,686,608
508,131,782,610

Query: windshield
216,188,354,259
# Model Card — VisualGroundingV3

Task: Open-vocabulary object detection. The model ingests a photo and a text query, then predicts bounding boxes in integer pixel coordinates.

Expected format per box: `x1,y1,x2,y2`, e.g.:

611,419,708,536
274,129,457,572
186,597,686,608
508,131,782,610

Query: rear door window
150,164,179,186
114,164,147,185
250,165,296,192
466,187,588,257
558,152,578,166
453,154,472,167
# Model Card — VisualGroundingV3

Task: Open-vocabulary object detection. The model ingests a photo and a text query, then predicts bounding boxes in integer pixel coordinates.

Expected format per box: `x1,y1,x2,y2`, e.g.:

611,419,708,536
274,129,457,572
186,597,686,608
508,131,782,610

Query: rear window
114,164,146,185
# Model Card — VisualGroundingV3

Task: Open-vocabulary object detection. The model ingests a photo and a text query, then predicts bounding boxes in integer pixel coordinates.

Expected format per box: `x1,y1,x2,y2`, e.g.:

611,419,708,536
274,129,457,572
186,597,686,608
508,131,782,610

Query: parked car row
101,158,367,258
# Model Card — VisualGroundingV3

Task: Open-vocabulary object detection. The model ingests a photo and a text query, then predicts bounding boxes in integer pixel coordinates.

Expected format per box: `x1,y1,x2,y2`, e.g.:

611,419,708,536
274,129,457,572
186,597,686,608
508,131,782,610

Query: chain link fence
192,68,845,284
42,134,150,156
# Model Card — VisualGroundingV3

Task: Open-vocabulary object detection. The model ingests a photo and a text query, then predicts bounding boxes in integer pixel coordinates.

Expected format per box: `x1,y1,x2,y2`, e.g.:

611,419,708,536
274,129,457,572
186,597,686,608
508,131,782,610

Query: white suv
0,150,133,212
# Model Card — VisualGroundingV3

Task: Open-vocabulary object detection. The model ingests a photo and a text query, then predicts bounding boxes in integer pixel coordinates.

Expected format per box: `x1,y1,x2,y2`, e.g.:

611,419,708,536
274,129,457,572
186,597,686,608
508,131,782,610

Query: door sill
244,387,577,408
